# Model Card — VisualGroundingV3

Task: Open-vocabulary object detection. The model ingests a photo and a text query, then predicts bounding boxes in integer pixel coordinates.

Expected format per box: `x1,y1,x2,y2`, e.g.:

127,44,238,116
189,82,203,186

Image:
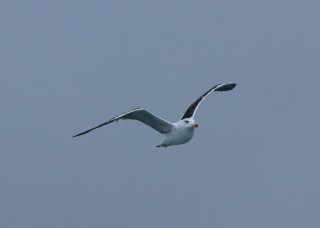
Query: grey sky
1,0,320,227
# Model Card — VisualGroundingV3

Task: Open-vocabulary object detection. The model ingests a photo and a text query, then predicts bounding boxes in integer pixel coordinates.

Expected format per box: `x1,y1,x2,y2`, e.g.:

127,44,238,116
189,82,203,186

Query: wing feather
73,108,173,137
181,82,237,119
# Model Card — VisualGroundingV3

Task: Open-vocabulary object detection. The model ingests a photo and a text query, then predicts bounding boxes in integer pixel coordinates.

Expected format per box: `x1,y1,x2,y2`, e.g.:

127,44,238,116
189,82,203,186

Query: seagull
73,82,237,147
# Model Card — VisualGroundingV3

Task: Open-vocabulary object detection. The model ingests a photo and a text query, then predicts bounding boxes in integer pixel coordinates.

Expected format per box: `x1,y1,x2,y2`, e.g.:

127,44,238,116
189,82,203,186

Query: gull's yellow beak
193,123,199,128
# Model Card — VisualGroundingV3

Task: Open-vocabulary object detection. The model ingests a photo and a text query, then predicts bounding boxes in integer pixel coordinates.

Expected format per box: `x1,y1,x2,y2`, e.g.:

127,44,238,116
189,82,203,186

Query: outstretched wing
181,82,237,119
73,108,173,137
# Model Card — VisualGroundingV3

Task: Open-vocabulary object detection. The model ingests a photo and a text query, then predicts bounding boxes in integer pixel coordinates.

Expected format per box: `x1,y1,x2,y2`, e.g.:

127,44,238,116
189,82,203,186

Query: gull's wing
73,108,173,137
181,82,237,119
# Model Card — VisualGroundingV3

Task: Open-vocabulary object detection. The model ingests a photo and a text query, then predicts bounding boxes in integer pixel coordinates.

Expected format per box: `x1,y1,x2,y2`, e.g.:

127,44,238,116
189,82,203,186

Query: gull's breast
165,127,195,146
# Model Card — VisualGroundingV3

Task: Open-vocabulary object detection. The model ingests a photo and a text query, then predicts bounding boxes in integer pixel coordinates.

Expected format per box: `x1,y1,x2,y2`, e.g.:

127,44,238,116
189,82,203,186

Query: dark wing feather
181,82,236,119
73,108,173,137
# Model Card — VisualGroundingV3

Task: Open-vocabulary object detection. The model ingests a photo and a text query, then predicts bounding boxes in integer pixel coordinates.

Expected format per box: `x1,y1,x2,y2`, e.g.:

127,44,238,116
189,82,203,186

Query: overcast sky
1,0,320,227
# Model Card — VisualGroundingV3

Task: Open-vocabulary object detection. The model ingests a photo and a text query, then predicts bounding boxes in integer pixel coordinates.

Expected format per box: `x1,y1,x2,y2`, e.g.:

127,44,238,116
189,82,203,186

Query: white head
179,118,199,129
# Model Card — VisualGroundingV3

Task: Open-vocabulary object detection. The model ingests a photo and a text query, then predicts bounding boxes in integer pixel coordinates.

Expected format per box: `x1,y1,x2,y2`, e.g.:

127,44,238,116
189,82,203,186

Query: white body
157,119,196,147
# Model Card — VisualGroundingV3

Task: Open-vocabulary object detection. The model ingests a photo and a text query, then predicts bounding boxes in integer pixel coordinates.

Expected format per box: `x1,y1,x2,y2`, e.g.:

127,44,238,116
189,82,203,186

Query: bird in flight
73,82,237,147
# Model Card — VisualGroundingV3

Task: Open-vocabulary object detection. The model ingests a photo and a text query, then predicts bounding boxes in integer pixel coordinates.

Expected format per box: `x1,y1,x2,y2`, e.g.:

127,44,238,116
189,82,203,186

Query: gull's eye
184,120,189,123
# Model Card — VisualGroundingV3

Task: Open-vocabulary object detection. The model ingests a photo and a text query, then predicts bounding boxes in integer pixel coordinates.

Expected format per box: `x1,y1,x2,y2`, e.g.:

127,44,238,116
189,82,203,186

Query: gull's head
180,118,199,129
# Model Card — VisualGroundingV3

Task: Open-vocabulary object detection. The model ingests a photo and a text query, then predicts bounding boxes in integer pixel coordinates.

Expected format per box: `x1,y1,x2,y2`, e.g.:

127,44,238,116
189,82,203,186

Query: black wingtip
72,131,87,137
215,82,237,91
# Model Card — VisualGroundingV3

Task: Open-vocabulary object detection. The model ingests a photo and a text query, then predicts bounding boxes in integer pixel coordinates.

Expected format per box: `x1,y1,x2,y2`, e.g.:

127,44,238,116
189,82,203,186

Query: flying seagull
73,82,237,147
